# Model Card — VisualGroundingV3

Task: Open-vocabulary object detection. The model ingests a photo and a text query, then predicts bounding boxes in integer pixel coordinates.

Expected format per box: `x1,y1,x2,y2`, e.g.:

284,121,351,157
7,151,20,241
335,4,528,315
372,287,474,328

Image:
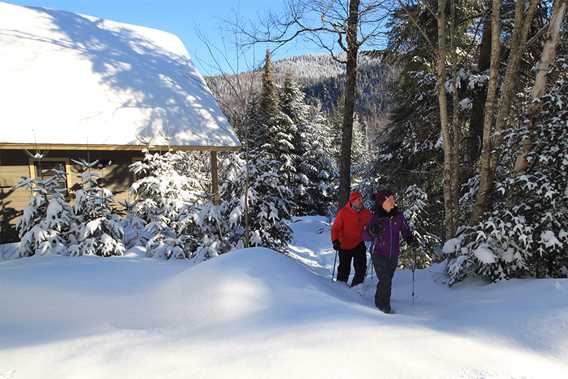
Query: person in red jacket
331,192,372,287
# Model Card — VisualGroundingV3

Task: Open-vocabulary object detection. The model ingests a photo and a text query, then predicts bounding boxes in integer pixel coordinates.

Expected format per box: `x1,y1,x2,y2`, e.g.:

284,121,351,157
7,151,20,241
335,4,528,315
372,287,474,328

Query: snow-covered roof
0,2,240,150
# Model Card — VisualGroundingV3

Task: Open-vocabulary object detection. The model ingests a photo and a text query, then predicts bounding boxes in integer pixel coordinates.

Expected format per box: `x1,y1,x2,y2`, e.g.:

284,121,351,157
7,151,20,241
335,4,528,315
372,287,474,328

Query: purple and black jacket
363,208,412,258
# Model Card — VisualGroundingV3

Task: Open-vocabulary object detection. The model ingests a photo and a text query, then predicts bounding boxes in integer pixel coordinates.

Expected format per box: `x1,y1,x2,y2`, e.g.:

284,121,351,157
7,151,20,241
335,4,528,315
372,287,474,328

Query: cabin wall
0,149,144,243
0,151,29,242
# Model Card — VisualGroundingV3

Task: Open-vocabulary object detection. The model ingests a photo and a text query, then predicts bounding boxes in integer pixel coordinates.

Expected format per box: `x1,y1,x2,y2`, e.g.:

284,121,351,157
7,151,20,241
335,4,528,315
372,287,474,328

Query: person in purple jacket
364,190,417,313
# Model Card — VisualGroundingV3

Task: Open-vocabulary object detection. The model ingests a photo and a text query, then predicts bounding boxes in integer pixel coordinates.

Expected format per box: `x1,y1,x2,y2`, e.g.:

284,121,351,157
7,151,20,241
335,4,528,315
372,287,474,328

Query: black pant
337,242,367,287
372,254,398,310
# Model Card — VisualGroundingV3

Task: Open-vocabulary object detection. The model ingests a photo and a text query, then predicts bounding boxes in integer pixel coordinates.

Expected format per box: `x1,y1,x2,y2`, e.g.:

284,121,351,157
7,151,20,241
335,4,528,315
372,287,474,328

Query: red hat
349,192,363,203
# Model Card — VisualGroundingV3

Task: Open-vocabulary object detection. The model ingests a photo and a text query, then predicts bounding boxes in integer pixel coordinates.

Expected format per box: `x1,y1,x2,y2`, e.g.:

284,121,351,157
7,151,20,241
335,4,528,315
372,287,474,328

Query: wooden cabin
0,2,240,242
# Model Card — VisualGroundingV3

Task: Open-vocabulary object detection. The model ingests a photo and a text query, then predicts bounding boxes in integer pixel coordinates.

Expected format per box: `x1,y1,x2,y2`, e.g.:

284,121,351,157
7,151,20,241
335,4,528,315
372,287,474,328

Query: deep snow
0,217,567,378
0,243,19,262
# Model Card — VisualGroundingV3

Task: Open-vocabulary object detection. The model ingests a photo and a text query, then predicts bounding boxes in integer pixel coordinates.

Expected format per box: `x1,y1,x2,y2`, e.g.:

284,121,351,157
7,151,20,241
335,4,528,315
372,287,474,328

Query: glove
367,222,384,237
332,240,341,251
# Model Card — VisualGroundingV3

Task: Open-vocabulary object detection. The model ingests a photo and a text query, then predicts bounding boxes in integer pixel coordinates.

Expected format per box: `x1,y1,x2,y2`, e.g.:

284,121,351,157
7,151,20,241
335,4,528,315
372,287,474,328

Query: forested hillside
206,53,399,138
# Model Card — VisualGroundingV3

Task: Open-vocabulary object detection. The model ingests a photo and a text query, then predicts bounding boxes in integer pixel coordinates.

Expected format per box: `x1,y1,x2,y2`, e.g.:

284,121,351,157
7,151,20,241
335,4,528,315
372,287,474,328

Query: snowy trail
0,217,567,378
288,217,568,371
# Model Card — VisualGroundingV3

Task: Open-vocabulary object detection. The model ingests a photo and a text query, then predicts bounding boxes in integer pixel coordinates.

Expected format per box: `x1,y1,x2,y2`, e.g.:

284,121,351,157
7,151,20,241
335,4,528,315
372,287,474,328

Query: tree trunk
472,0,539,222
210,152,220,205
437,0,459,238
450,0,461,215
514,0,567,174
472,0,501,223
338,0,360,206
466,17,492,169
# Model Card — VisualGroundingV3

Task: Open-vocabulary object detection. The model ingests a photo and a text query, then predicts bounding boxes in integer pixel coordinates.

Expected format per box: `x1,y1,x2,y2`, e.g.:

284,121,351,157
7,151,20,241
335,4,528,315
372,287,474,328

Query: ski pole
412,246,416,305
366,253,372,278
368,240,376,279
331,250,338,281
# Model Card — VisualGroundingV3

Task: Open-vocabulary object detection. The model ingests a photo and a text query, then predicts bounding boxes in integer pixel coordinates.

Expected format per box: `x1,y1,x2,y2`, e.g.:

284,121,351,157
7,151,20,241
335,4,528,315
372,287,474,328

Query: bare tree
237,0,391,206
195,20,259,137
514,0,567,174
195,21,261,247
394,0,463,238
433,0,462,238
472,0,540,222
435,0,451,237
474,0,501,224
466,15,492,171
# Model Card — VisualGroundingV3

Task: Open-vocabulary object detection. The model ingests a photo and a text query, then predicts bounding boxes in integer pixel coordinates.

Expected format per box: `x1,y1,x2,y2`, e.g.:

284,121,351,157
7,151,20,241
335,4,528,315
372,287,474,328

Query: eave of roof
0,143,241,152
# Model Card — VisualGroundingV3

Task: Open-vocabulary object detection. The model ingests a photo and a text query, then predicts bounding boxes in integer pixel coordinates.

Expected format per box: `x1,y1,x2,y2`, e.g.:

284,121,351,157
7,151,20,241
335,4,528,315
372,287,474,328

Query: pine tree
246,51,297,226
399,185,441,268
120,200,146,249
195,152,293,251
244,153,294,249
129,151,208,259
299,110,337,215
253,50,281,153
192,154,247,260
282,73,337,214
68,159,125,257
281,72,309,128
16,164,73,257
280,73,308,211
280,73,337,215
260,51,279,122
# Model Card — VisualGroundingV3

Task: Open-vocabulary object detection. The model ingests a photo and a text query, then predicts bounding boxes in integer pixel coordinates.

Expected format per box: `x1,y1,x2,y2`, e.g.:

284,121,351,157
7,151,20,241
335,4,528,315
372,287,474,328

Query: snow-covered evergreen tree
255,52,298,212
213,50,296,249
68,159,125,257
277,73,304,211
213,152,293,250
190,154,247,260
330,92,367,170
190,151,292,254
445,57,568,283
120,200,147,249
280,72,310,128
253,50,284,154
399,185,441,268
297,109,337,215
129,150,208,259
280,73,336,215
16,164,73,257
242,153,293,249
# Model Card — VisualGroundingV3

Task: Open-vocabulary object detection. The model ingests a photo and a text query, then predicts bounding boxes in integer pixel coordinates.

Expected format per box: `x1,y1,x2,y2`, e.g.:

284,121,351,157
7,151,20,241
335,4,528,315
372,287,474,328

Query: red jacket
331,193,372,250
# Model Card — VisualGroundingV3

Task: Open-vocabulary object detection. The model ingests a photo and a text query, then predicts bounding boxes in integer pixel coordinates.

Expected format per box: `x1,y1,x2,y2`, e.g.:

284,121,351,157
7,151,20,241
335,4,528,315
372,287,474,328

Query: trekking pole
366,253,372,278
331,250,338,281
365,241,375,279
412,245,416,305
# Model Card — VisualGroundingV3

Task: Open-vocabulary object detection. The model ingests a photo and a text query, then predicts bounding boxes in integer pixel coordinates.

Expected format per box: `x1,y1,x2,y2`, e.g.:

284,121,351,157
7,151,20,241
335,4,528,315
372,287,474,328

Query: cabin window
29,158,72,195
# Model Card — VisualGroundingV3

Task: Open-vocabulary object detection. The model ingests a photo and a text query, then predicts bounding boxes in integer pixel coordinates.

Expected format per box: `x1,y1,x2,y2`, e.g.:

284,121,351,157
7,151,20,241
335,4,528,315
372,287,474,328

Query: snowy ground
0,243,19,262
1,217,567,378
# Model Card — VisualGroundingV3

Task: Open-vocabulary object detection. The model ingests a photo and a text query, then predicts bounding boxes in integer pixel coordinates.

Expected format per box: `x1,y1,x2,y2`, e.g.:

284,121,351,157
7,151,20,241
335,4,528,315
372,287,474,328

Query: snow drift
1,240,567,378
0,248,362,335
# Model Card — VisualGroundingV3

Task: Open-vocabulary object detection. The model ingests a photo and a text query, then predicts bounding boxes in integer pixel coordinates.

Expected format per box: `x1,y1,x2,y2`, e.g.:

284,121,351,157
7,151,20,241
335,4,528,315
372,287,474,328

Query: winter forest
204,0,568,284
12,0,567,283
0,0,567,377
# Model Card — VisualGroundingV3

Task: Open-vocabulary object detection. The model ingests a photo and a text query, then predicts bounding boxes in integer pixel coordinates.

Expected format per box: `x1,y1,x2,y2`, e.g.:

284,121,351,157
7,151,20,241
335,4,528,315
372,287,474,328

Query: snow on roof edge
0,2,241,149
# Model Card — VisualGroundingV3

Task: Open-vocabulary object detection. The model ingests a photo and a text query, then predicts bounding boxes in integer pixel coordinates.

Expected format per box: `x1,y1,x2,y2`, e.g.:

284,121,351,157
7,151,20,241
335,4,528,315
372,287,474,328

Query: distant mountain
272,54,398,117
205,52,398,136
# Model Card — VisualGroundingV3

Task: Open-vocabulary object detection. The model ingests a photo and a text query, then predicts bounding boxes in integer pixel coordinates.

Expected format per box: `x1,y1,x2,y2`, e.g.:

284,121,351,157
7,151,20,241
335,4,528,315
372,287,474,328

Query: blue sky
6,0,323,75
